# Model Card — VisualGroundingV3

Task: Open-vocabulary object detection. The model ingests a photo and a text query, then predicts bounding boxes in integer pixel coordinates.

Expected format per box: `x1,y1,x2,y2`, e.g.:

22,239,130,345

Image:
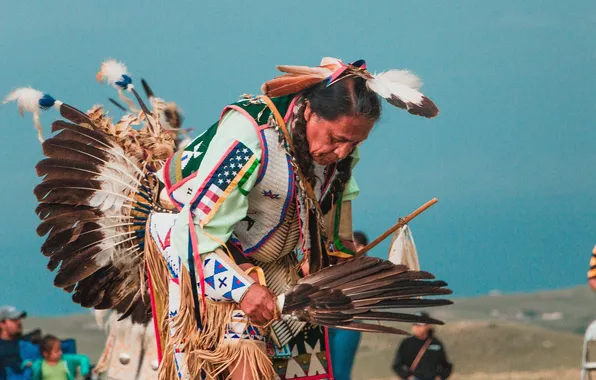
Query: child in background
22,335,90,380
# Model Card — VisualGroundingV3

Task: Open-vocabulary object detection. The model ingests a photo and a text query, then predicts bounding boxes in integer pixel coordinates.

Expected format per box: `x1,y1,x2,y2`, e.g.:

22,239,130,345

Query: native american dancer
6,57,452,380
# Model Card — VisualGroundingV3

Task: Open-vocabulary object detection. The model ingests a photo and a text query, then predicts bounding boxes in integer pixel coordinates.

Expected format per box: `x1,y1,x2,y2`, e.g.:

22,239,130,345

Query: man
392,312,452,380
328,231,369,380
588,245,596,291
0,306,27,380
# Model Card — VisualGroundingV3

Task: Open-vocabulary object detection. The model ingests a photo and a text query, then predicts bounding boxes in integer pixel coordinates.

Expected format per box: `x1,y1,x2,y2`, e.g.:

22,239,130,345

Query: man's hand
239,284,277,326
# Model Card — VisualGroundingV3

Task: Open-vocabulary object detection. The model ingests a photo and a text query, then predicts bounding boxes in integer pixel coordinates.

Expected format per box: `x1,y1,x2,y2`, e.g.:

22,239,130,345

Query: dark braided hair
292,77,381,211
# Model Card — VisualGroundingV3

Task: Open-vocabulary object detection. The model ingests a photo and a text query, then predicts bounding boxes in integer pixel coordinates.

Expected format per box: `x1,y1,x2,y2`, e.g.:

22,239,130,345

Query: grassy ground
21,286,595,379
353,321,583,380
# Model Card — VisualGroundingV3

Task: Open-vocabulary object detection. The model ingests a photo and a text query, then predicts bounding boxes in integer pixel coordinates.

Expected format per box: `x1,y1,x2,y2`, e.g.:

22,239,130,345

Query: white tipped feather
367,74,438,118
97,59,130,88
366,78,392,99
376,70,423,90
367,75,425,106
383,80,426,106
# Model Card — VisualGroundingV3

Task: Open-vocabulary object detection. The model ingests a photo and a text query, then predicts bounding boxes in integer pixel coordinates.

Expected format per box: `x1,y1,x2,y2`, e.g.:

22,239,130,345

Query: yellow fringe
146,232,275,379
145,232,169,354
191,340,275,380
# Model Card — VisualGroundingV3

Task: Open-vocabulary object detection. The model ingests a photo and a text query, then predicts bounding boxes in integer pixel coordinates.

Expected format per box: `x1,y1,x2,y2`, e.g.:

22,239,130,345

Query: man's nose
334,144,351,160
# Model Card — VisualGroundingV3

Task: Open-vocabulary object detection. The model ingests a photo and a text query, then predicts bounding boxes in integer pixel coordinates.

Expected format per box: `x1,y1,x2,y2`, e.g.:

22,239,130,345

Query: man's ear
304,102,312,122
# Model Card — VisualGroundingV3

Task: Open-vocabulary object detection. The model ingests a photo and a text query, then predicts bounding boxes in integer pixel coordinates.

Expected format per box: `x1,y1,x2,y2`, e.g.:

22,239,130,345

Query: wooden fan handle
355,198,438,258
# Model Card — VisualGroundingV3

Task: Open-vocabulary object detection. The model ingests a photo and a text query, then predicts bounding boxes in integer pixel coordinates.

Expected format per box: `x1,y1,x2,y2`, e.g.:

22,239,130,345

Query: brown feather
37,209,101,237
53,245,103,288
34,178,102,203
261,74,326,98
332,322,409,335
346,280,449,299
352,311,444,325
52,121,113,147
42,139,108,165
339,269,434,292
59,104,95,126
35,203,94,220
275,65,332,77
407,97,439,118
321,260,394,290
351,287,452,303
36,159,102,181
351,298,453,310
298,256,380,286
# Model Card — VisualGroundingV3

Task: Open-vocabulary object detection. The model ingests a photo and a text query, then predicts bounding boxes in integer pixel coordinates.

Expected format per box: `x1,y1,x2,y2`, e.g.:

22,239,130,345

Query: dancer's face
304,103,374,165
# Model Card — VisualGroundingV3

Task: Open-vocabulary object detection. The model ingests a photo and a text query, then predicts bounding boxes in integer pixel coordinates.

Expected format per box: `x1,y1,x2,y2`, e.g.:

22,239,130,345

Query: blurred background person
24,334,90,380
588,245,596,291
0,306,27,380
392,311,452,380
328,231,369,380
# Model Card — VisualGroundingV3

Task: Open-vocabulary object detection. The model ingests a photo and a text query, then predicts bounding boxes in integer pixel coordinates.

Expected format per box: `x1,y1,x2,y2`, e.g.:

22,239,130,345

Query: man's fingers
266,297,275,314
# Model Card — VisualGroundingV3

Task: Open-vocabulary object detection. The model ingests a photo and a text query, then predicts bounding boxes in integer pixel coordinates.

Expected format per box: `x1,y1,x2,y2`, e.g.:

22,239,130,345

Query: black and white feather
366,70,439,118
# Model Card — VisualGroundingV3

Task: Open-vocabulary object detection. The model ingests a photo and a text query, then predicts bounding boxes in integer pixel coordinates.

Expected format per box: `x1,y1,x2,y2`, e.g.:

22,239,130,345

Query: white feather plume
3,87,46,115
4,87,47,143
376,70,423,90
97,59,130,88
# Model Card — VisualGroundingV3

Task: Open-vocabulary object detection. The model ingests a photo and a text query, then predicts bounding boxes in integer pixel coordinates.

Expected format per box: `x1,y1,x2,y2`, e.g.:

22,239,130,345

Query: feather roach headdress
262,57,439,118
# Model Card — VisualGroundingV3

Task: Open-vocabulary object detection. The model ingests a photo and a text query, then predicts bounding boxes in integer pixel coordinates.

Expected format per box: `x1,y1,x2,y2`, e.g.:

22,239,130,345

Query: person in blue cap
0,305,28,380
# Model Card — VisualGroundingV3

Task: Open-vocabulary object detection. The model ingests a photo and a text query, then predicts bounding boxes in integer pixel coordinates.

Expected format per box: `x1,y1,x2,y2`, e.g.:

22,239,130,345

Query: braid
291,103,316,187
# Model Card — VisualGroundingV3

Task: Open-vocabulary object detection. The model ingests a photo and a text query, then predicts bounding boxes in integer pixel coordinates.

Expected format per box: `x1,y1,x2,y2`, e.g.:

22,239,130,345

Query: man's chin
313,155,338,165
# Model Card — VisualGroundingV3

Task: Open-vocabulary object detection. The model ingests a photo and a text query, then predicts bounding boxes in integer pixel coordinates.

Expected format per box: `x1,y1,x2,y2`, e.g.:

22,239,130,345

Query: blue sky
0,0,595,315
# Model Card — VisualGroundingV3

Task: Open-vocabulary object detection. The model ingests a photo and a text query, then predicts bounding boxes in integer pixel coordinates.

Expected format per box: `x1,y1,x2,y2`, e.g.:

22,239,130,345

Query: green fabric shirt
170,108,361,268
26,354,90,380
40,361,69,380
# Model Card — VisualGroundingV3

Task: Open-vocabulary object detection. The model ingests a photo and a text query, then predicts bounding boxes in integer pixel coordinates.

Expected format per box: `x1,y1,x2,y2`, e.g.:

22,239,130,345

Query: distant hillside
432,286,596,334
20,286,595,380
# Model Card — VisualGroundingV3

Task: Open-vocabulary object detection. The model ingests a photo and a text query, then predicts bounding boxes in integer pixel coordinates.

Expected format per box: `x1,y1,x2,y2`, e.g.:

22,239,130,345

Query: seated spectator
588,245,596,291
392,312,453,380
0,305,27,380
22,335,89,380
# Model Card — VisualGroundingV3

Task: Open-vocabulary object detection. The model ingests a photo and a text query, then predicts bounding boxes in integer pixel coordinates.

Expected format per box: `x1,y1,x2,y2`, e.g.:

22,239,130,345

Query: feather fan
278,256,452,334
